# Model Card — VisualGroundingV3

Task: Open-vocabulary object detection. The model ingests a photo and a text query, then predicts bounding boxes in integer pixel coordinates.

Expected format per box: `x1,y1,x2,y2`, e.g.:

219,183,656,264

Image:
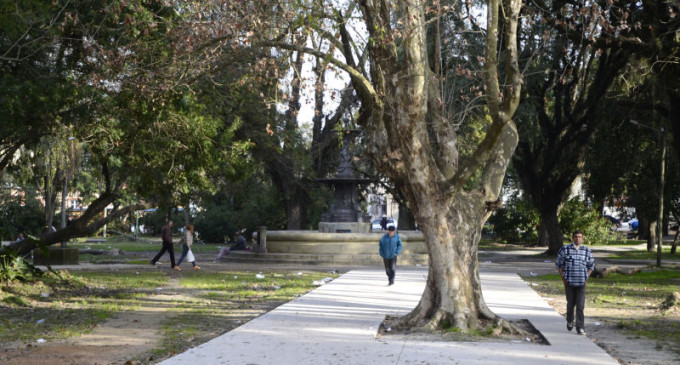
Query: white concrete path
160,268,618,365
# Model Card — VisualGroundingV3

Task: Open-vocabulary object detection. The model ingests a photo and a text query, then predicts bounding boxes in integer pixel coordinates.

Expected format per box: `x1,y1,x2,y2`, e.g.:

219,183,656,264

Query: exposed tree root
661,292,680,312
380,315,547,344
592,266,641,278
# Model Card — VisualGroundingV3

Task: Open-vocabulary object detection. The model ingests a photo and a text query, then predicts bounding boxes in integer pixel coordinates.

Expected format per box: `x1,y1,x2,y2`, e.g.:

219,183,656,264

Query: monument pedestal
318,222,371,233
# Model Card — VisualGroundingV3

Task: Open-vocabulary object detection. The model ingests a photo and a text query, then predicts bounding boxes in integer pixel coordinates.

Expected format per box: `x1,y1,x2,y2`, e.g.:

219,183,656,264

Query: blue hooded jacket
379,232,403,259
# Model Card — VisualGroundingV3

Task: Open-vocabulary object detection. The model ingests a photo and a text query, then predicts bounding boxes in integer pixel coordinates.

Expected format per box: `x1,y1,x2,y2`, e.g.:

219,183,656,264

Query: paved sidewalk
160,268,618,365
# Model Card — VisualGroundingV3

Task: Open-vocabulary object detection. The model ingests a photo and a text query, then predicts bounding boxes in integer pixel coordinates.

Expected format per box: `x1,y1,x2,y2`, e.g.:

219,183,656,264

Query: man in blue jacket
379,226,402,285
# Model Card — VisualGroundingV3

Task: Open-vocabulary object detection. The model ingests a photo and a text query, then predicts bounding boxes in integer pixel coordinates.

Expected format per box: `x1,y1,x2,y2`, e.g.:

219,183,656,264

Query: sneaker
193,266,200,270
173,266,182,271
567,322,574,331
576,328,586,335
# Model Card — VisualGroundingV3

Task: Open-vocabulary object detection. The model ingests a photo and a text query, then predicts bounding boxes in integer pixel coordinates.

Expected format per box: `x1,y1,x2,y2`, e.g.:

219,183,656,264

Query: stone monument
317,123,371,233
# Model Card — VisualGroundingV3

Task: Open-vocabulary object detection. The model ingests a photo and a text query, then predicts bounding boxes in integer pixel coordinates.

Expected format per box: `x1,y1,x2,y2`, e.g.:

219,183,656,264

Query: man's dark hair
572,230,583,236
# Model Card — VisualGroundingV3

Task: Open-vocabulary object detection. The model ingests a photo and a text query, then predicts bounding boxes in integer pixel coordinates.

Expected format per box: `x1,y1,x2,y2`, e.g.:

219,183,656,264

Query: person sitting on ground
215,231,248,261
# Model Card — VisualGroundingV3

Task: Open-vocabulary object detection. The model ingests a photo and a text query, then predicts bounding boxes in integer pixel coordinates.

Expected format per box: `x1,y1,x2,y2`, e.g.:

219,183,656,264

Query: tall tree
194,0,523,332
583,0,680,251
510,0,652,254
0,1,231,256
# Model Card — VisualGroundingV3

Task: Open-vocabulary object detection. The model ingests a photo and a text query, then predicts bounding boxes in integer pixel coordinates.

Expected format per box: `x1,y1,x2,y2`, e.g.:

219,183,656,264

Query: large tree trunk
369,0,519,332
399,194,493,331
285,191,305,230
538,206,563,255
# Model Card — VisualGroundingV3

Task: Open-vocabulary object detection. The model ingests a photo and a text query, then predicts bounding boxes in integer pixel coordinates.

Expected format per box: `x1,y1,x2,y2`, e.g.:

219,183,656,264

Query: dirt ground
0,261,294,365
542,292,679,365
1,254,678,364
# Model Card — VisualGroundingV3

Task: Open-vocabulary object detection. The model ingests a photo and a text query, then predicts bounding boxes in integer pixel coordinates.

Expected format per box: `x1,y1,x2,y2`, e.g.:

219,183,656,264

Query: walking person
379,226,402,285
176,224,200,270
151,220,180,270
555,230,595,335
380,216,388,231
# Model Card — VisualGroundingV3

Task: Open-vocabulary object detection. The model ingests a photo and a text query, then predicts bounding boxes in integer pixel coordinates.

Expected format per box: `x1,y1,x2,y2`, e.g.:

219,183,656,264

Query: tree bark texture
538,207,564,252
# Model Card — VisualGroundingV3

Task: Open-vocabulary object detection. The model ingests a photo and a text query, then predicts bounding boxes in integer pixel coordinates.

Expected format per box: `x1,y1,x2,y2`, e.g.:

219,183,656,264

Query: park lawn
478,241,536,251
0,268,338,356
68,235,222,254
527,269,680,355
0,270,168,343
150,270,338,358
591,239,647,246
606,246,680,261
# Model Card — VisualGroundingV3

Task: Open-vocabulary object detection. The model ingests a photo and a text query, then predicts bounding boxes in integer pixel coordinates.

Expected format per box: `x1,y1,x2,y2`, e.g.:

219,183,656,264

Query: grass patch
1,265,338,362
143,270,338,361
478,242,535,251
526,269,680,353
69,235,227,254
593,239,646,246
179,271,329,301
607,247,680,261
0,270,169,343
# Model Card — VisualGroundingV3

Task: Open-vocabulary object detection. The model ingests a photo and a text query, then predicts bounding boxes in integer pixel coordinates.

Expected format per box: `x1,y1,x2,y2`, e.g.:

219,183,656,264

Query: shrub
0,195,44,240
0,251,43,283
193,180,286,243
558,198,613,244
489,194,539,244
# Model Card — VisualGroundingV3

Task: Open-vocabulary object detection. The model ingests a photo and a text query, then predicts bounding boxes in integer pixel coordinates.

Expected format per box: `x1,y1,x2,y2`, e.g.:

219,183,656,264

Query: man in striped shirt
555,230,595,335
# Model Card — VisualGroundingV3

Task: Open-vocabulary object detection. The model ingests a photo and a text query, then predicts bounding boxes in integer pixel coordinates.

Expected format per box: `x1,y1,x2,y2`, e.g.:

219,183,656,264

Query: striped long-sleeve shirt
555,243,595,287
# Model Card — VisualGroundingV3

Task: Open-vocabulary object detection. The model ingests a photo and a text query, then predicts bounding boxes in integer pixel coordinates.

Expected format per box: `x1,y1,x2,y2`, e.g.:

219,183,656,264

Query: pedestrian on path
555,230,595,335
177,224,200,270
379,226,402,285
151,220,180,270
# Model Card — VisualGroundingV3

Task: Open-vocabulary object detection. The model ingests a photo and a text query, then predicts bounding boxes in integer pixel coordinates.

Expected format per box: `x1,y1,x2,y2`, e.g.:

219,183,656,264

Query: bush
558,198,613,245
489,194,539,244
193,179,286,243
0,195,44,241
0,251,43,283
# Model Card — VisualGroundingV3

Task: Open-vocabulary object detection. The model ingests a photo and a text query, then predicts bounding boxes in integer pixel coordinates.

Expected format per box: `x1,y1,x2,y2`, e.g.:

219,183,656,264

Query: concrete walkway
160,268,618,365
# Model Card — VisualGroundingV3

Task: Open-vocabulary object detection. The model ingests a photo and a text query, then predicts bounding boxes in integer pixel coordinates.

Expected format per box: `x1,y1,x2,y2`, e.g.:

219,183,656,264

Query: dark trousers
565,284,587,329
383,257,397,283
152,241,176,268
177,244,196,267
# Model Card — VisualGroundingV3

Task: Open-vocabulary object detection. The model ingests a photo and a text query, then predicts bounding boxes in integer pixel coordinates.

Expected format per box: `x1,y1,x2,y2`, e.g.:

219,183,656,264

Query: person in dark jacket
379,226,402,285
215,231,248,261
151,220,180,270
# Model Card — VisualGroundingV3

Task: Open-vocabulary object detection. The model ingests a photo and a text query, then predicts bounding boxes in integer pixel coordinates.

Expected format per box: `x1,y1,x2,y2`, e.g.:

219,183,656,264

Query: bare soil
0,262,287,365
544,293,680,365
